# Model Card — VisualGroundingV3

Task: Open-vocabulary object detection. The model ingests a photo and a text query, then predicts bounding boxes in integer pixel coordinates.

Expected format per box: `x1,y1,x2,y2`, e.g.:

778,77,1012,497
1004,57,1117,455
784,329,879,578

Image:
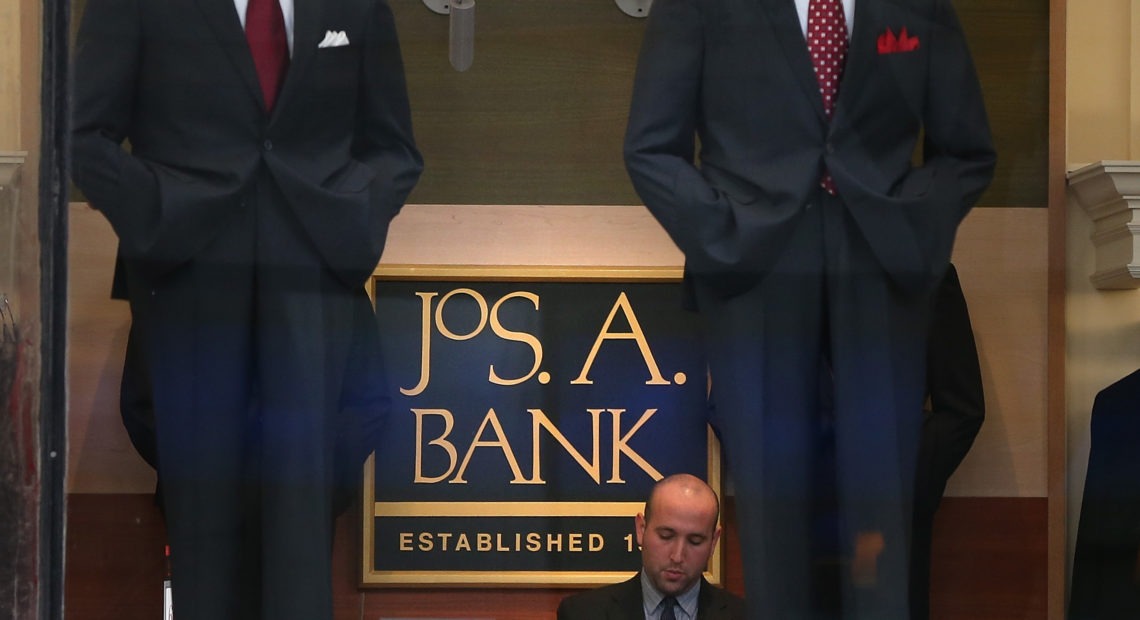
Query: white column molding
1068,160,1140,289
0,151,25,183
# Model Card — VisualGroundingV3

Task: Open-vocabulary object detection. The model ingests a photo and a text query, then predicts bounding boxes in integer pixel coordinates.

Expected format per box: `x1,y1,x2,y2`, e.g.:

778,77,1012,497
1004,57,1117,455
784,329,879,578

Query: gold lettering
402,292,439,396
571,292,670,386
435,288,488,340
488,292,544,386
451,408,530,484
609,408,664,483
414,409,458,483
400,531,608,554
527,408,602,484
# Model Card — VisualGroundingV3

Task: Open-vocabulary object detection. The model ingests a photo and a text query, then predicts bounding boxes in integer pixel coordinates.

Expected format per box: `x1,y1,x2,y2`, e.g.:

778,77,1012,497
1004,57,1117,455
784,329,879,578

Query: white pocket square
318,30,350,48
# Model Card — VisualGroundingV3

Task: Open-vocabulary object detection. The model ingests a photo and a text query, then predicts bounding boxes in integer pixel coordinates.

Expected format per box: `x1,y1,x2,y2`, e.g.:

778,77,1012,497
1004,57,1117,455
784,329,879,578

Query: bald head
644,473,720,527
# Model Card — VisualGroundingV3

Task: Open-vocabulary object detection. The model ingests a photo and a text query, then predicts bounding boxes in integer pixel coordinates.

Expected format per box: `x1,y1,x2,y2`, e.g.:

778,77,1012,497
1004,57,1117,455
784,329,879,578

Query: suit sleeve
914,264,984,516
555,591,589,620
554,598,573,620
623,0,778,280
71,0,161,247
355,0,424,236
921,0,996,216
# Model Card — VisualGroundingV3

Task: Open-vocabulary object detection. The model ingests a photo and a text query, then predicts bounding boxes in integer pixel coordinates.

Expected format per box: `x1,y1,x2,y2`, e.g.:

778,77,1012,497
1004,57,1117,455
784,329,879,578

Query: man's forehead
647,504,717,533
653,486,717,514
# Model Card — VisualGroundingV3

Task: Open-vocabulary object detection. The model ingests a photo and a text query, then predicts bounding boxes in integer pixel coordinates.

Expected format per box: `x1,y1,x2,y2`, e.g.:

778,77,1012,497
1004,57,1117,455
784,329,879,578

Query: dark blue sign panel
362,267,719,587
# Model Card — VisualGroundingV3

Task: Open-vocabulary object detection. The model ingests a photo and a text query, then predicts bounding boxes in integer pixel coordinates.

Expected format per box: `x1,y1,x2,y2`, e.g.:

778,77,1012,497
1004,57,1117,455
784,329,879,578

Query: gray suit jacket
557,574,745,620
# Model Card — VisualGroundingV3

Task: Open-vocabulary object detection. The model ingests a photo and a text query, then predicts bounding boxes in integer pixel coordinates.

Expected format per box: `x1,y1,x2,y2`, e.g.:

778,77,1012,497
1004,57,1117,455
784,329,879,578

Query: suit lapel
615,574,644,619
832,0,877,127
696,577,724,619
194,0,265,109
756,0,827,123
271,0,320,123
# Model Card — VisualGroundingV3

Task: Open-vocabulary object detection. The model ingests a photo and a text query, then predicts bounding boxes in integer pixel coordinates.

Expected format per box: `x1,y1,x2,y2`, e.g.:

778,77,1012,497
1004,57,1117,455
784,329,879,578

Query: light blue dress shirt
641,571,701,620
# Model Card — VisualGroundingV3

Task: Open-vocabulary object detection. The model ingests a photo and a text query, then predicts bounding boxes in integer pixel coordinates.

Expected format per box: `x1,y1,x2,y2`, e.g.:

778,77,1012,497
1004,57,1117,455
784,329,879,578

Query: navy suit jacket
624,0,995,298
1069,369,1140,619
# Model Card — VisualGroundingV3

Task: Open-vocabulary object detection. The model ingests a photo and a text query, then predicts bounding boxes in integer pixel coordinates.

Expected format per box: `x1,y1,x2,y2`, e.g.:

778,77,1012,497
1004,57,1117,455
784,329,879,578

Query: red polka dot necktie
246,0,289,113
807,0,848,193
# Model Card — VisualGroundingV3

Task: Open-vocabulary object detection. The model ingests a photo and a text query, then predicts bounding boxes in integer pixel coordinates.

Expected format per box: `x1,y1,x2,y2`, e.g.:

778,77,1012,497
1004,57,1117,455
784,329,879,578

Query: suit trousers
697,193,930,619
127,173,364,620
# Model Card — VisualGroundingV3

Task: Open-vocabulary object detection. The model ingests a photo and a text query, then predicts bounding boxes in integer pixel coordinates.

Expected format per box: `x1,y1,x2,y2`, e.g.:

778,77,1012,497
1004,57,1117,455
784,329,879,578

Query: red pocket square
877,27,920,54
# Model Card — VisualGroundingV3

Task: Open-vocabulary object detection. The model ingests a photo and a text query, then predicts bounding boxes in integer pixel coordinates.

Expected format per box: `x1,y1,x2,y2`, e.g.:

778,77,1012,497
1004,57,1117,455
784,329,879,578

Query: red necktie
807,0,848,117
807,0,848,193
246,0,289,112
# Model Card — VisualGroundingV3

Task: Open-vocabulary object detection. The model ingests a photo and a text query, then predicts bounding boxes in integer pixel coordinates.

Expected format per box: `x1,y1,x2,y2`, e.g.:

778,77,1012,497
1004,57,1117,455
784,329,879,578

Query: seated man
558,474,744,620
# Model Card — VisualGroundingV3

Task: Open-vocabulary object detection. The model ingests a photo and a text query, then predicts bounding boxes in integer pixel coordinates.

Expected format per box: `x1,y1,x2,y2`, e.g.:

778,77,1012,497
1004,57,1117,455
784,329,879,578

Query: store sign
362,266,720,587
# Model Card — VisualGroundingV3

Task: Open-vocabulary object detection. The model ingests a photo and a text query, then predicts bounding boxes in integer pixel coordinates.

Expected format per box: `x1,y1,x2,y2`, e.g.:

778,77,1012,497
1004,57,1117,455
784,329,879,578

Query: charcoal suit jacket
557,574,745,620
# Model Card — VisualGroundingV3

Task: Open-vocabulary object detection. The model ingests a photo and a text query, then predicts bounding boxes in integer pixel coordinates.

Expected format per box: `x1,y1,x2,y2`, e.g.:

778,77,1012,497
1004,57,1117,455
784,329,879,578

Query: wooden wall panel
958,0,1050,208
946,208,1049,498
391,0,644,206
66,205,153,494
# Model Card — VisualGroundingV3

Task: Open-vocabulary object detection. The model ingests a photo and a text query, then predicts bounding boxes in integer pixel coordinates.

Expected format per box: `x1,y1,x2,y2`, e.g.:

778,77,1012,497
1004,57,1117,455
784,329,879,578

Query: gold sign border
362,264,723,588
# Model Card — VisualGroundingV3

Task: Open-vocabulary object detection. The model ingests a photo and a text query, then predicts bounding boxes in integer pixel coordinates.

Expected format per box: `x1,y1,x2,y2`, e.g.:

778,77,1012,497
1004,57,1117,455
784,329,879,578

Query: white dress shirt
233,0,295,55
794,0,855,38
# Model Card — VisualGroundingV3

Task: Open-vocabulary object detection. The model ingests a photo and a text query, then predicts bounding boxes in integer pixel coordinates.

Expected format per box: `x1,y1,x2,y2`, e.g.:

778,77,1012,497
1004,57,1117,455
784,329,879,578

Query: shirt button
263,139,274,151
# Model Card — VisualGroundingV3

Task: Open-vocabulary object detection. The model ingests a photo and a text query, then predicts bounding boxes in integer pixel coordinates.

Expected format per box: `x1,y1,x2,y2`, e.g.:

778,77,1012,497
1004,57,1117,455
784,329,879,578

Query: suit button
825,143,835,154
263,139,274,151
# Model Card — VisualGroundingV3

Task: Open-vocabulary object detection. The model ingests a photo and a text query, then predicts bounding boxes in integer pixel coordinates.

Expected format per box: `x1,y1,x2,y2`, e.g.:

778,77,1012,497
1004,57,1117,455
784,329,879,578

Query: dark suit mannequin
813,263,985,619
1069,369,1140,619
624,0,994,617
116,306,388,519
558,574,744,620
909,263,984,619
71,0,422,618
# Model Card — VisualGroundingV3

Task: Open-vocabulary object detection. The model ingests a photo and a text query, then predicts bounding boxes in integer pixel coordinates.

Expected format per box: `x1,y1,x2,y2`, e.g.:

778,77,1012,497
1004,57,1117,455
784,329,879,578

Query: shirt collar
640,571,701,619
794,0,856,38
